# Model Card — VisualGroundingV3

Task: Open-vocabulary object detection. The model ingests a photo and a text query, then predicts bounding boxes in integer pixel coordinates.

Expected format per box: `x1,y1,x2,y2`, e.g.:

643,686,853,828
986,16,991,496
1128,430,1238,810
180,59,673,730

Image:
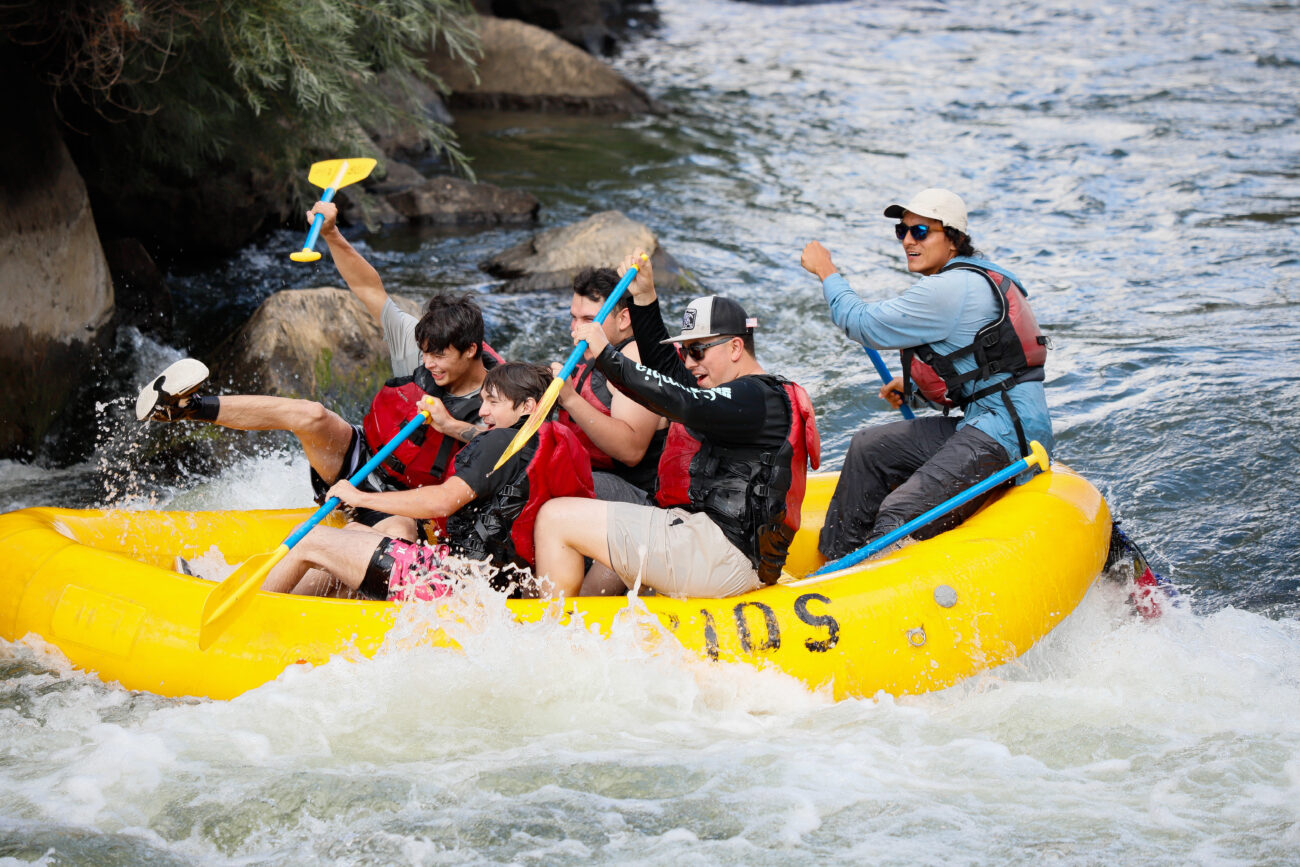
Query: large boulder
209,289,423,417
363,70,456,161
385,175,539,226
0,74,114,459
481,210,687,293
471,0,658,55
428,17,658,114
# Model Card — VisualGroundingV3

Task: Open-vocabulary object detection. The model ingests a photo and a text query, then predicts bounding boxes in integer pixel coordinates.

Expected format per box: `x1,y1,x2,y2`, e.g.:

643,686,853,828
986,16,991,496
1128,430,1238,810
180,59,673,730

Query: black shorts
309,424,408,529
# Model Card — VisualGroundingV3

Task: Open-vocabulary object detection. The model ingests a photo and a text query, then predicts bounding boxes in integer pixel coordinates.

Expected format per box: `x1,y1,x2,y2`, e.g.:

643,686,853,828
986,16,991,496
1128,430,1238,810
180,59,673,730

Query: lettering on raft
734,602,780,653
793,593,840,652
672,594,840,658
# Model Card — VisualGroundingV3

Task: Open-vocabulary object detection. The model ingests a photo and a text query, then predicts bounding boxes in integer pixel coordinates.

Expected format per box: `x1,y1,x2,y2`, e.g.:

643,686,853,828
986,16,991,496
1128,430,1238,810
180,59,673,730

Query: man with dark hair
554,266,668,506
534,252,821,599
308,200,488,377
135,290,494,542
259,362,595,599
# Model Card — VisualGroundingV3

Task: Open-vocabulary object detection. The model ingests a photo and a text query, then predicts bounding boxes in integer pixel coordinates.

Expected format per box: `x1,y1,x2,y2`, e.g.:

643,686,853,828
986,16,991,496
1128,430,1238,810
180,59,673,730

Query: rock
385,175,539,226
481,210,687,293
0,71,114,459
428,17,658,114
364,70,456,161
470,0,658,55
209,289,424,417
103,238,172,337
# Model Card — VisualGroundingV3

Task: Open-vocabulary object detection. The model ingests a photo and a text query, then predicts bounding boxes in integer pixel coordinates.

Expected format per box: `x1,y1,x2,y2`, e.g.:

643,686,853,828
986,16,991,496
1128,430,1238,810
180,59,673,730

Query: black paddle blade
1106,522,1169,619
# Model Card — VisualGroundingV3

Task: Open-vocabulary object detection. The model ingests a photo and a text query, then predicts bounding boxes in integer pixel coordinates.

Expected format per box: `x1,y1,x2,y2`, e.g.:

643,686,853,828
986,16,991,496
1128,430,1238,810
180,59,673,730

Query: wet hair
572,267,628,312
944,227,984,259
482,362,550,408
414,293,484,356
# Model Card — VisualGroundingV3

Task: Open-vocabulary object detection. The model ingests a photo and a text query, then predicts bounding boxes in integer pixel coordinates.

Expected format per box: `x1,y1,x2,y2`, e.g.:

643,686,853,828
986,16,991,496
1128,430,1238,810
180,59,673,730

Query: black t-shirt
594,299,789,452
447,418,539,503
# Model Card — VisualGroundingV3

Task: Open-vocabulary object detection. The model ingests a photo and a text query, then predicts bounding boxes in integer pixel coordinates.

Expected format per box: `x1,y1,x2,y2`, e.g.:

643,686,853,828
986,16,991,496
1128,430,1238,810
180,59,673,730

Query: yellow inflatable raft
0,467,1109,701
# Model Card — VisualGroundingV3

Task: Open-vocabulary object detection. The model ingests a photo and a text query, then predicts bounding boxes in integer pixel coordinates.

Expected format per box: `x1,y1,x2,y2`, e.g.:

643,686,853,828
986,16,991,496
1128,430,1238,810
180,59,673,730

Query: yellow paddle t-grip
290,157,378,262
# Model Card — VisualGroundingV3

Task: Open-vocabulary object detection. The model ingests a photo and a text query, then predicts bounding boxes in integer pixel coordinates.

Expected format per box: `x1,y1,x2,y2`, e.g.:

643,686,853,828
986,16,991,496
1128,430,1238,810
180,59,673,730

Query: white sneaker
136,358,210,422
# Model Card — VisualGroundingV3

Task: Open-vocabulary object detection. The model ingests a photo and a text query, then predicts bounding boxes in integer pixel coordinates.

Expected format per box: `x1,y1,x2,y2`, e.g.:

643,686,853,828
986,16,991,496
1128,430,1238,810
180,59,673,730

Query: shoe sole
136,358,210,421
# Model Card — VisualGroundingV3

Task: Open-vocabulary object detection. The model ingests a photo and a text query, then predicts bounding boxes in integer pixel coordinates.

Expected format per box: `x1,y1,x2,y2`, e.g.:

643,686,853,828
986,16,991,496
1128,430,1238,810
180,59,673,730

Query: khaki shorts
605,503,761,598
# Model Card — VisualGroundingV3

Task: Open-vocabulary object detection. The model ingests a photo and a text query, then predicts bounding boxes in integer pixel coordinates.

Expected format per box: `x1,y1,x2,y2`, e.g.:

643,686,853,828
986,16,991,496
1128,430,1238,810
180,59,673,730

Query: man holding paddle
136,292,494,545
258,362,595,599
801,187,1054,561
533,251,820,598
552,266,668,506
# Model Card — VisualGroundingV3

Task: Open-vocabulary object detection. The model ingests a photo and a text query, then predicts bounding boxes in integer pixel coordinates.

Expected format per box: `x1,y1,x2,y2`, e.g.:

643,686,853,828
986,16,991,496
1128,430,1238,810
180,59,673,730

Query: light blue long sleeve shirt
821,256,1054,465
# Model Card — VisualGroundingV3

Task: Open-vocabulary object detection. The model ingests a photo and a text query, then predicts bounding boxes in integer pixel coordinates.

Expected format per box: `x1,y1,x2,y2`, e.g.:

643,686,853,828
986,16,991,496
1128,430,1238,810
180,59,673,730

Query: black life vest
362,365,483,489
558,337,666,494
447,421,595,582
901,262,1048,455
655,376,820,585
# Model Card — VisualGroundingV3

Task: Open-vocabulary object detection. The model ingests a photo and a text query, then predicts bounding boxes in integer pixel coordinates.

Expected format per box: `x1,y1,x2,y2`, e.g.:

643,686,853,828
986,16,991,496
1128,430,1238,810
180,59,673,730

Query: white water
3,545,1299,863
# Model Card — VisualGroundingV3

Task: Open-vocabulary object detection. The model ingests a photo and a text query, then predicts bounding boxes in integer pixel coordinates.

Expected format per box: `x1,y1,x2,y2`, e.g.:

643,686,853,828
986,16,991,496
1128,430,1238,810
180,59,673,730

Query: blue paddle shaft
556,262,641,382
811,447,1046,576
864,346,915,420
298,185,339,255
283,410,426,549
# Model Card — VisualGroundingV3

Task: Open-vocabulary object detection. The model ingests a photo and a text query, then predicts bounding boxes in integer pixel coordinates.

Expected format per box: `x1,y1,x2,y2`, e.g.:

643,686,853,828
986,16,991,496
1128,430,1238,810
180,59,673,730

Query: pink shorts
382,538,454,602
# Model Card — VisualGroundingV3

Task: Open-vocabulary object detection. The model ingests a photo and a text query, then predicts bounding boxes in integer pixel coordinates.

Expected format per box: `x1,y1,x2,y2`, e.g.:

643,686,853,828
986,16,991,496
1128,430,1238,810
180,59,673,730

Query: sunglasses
684,336,735,361
894,223,936,242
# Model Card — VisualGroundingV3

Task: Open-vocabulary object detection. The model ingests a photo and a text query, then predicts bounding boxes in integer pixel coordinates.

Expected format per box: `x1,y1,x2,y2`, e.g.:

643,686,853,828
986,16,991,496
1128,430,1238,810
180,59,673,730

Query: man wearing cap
533,251,820,599
801,187,1053,560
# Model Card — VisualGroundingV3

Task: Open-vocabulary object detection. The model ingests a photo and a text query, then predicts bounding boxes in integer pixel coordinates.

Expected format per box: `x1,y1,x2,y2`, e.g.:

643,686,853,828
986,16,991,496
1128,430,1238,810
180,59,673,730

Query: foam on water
2,578,1298,863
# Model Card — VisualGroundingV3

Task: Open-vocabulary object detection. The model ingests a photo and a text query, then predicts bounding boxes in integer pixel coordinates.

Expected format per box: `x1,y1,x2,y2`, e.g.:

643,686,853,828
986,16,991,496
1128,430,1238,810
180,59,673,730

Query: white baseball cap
883,188,968,234
660,295,758,344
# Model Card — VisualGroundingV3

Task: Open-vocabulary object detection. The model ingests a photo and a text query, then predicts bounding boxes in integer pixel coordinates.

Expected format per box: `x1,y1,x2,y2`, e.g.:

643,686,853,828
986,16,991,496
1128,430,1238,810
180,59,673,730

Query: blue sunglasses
895,223,936,241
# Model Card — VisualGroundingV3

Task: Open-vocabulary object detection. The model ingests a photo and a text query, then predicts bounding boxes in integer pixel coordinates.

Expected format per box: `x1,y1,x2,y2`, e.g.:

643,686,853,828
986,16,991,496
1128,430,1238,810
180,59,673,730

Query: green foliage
3,0,479,187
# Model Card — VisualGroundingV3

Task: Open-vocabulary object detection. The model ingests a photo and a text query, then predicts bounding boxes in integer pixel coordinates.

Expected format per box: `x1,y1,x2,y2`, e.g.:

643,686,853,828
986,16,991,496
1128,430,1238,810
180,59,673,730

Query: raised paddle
491,253,649,471
864,346,916,421
810,440,1050,576
289,157,378,263
196,407,432,650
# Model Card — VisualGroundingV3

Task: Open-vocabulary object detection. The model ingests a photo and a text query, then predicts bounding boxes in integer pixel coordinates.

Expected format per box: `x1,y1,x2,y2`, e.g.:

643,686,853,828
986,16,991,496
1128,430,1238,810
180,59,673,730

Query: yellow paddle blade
307,157,377,191
492,378,564,471
197,544,289,650
289,250,322,263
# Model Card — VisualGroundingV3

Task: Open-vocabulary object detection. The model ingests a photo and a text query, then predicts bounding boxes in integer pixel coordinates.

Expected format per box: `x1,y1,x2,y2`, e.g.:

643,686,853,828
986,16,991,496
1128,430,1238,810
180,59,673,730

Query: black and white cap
660,295,758,345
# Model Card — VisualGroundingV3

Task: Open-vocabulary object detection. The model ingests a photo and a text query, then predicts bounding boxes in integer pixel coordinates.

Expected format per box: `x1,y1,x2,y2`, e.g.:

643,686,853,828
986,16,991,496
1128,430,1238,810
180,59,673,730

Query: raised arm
310,201,390,323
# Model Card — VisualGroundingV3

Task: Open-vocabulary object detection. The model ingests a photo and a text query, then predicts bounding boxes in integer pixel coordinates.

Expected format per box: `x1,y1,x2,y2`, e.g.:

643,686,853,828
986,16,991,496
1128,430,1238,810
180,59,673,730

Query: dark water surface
3,0,1299,863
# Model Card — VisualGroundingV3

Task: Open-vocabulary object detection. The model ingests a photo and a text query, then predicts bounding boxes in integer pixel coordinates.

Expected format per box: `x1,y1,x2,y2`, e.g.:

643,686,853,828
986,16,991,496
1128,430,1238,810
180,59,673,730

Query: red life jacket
557,338,665,494
901,263,1048,454
362,366,483,489
655,376,820,585
448,421,595,572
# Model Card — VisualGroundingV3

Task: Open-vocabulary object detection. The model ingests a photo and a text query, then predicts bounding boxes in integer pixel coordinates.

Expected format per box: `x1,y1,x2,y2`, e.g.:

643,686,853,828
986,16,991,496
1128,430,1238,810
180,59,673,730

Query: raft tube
0,468,1109,701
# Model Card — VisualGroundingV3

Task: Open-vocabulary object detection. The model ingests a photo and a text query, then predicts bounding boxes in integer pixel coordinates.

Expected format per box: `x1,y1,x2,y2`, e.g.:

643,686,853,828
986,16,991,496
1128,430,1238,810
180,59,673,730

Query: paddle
864,347,916,420
289,157,378,263
810,440,1050,576
1107,522,1171,619
196,407,432,650
491,253,648,471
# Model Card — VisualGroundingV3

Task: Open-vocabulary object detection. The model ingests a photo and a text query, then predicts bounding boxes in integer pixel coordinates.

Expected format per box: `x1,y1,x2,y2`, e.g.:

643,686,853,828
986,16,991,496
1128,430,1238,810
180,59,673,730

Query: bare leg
533,498,613,599
261,525,388,596
580,562,628,596
214,396,355,482
291,522,395,595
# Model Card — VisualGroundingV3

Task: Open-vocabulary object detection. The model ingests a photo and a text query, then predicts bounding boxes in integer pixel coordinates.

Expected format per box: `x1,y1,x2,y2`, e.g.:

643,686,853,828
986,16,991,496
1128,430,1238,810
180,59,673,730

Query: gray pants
819,416,1010,560
593,471,653,506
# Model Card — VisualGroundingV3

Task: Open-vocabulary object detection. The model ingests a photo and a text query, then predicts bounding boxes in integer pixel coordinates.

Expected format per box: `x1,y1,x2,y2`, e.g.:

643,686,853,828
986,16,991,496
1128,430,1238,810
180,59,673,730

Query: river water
3,0,1300,862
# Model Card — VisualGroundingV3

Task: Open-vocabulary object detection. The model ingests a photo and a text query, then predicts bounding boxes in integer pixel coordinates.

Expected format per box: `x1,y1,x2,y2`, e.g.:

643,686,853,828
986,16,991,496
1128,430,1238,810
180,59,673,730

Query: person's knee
292,399,338,432
370,515,418,541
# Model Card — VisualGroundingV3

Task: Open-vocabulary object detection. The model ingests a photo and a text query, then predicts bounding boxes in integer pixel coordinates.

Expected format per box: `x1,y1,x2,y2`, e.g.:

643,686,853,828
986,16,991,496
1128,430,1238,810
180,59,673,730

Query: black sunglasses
894,222,936,242
684,336,735,361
